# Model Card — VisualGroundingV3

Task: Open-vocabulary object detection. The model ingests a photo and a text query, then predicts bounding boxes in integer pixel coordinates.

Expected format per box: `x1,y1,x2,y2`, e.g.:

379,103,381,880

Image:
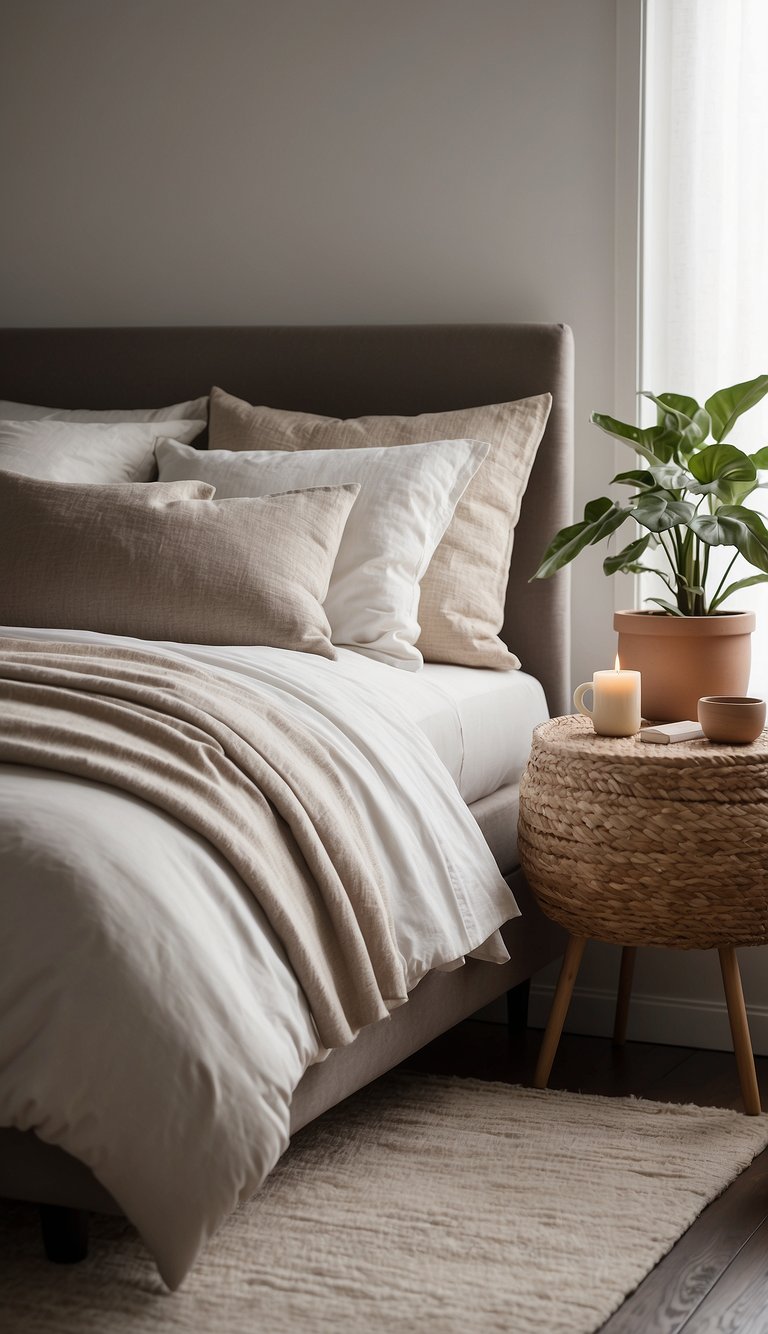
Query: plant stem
656,531,678,594
693,535,705,615
707,552,739,614
701,541,711,612
682,534,692,612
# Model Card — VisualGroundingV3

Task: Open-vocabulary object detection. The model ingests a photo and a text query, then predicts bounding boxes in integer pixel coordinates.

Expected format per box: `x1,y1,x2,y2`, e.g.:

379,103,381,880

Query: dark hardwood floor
400,1021,768,1333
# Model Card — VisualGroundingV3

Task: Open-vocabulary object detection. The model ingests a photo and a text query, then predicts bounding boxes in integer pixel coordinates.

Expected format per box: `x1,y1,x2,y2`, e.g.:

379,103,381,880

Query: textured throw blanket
0,638,408,1047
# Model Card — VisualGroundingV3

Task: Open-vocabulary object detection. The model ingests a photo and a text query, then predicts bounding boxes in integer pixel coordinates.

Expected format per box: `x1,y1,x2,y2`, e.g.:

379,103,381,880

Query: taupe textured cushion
0,471,359,655
209,386,552,669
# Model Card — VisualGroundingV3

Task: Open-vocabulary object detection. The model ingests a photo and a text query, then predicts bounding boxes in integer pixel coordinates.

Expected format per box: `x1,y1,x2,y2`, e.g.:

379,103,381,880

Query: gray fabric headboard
0,323,573,715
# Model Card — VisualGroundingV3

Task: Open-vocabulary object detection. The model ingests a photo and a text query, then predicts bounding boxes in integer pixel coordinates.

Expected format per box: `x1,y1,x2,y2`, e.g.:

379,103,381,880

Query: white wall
16,1,740,1051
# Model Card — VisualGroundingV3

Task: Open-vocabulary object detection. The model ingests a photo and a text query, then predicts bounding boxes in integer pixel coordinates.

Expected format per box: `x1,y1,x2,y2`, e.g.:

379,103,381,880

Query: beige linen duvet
0,629,518,1287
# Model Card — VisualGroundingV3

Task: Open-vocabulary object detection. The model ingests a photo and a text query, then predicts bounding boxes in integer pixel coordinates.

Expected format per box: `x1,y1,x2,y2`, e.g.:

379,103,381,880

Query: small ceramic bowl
698,696,766,744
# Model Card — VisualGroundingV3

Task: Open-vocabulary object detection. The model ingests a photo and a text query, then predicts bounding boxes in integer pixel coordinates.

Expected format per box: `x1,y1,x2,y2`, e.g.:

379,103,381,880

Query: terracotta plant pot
614,610,756,723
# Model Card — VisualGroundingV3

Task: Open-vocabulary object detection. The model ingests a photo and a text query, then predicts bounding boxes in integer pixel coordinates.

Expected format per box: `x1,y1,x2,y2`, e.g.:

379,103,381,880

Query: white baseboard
528,983,768,1057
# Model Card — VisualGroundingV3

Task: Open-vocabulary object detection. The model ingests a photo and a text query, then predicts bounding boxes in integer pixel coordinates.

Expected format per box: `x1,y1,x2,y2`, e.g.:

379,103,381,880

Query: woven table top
536,713,768,767
531,715,768,805
520,715,768,947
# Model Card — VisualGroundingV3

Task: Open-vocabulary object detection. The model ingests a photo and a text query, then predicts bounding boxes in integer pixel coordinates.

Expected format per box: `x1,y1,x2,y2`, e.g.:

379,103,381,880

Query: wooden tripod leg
533,935,587,1089
613,946,636,1046
719,946,761,1116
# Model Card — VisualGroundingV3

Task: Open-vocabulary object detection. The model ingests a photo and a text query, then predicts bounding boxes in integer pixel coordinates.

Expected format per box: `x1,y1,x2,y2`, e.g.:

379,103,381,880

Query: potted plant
533,375,768,720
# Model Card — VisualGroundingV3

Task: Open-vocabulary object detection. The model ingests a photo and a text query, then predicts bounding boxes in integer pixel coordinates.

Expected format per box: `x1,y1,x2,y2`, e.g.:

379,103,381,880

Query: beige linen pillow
156,435,488,670
209,386,552,669
0,471,359,656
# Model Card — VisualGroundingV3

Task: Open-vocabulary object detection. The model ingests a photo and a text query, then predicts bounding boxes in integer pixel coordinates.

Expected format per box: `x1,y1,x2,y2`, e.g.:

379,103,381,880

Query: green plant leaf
632,493,695,532
645,462,691,492
641,391,701,425
689,505,768,574
583,496,613,523
705,374,768,443
532,498,631,579
591,413,679,464
639,394,711,457
611,468,656,489
688,444,757,502
602,534,651,575
680,408,712,455
727,479,761,506
645,597,686,616
709,573,768,612
750,447,768,469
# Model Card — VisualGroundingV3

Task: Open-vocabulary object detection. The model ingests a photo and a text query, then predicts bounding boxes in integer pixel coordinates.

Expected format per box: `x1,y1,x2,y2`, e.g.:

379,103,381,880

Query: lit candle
573,655,641,737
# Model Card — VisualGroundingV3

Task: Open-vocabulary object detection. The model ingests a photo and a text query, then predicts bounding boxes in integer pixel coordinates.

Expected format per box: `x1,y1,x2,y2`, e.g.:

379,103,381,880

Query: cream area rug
3,1072,768,1334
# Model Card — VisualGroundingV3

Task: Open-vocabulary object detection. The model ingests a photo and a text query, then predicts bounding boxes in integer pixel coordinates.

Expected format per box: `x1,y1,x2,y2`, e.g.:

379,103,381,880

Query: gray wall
0,0,619,691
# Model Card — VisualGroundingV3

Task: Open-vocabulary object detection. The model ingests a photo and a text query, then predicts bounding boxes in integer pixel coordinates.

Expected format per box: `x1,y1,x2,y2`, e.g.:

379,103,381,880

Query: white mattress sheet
334,651,549,805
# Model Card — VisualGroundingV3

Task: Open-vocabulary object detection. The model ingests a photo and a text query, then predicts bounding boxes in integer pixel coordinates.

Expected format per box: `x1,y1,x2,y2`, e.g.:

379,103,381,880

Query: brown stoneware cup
697,695,766,744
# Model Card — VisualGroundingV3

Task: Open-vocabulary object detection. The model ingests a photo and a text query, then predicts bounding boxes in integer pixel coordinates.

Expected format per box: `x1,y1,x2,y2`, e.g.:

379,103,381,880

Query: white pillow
0,395,209,423
0,418,206,483
156,435,490,670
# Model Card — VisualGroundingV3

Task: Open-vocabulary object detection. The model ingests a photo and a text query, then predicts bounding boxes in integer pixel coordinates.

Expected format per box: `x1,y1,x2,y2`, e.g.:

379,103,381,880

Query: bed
0,322,572,1285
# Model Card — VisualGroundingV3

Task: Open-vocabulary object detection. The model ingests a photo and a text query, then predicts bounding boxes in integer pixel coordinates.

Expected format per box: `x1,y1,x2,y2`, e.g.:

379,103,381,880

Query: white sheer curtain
642,0,768,694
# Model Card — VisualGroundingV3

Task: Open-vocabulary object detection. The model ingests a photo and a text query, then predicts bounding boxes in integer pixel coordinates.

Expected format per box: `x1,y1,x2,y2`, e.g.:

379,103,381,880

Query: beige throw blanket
0,638,408,1047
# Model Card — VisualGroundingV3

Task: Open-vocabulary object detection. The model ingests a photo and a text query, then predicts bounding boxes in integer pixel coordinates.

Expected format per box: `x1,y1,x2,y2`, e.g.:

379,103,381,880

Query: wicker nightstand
518,714,768,1115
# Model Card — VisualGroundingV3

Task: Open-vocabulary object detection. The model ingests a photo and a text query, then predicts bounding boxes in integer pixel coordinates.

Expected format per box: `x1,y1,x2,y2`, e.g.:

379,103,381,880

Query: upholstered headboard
0,323,573,713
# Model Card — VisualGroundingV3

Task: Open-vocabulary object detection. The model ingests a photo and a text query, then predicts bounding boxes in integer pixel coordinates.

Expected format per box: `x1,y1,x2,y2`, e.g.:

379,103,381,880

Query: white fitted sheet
334,651,549,804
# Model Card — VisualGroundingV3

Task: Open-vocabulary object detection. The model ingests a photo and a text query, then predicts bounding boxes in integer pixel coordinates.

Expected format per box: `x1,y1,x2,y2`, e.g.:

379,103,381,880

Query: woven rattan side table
518,714,768,1115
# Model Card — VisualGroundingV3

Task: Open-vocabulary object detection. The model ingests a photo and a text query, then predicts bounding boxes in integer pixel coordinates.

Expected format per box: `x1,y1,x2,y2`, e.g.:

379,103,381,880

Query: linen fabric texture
208,385,552,670
0,417,206,483
0,471,359,654
0,639,407,1049
0,625,517,1290
0,394,209,423
156,435,488,670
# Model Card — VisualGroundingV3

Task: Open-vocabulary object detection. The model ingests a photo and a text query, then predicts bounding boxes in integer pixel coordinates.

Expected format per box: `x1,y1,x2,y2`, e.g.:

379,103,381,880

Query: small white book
640,721,705,744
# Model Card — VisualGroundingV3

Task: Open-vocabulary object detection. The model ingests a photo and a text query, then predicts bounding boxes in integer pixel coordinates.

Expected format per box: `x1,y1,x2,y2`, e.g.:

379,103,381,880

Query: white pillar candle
573,656,641,737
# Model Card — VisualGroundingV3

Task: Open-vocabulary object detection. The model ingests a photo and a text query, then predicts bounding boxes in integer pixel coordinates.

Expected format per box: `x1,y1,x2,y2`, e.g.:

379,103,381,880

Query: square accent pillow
0,418,206,483
0,471,359,656
0,395,209,423
208,386,552,669
157,435,489,670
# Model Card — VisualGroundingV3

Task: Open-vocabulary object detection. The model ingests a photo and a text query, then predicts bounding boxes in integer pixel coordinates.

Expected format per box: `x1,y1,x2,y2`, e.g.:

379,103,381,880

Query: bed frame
0,322,573,1262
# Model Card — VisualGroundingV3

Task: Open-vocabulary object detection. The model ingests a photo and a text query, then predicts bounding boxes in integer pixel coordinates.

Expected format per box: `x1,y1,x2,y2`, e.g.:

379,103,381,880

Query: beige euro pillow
0,471,359,656
209,386,552,669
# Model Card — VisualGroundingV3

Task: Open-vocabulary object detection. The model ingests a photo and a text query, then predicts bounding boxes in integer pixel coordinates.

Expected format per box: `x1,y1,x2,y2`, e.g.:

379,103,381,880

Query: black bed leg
506,979,531,1034
39,1205,90,1264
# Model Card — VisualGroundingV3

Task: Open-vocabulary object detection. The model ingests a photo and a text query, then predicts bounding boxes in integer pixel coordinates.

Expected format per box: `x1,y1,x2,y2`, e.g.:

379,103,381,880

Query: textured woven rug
3,1072,768,1333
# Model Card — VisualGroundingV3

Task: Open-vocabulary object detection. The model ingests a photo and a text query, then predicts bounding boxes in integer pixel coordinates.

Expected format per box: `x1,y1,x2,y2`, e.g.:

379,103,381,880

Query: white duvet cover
0,627,518,1287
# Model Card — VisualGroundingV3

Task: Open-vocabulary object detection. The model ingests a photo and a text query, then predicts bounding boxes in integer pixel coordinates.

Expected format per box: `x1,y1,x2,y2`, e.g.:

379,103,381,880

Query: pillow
0,471,359,656
0,418,206,483
0,395,209,423
156,434,489,670
209,386,552,670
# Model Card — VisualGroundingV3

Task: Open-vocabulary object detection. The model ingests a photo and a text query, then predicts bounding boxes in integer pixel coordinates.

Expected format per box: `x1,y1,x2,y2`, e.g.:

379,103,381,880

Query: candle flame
614,653,621,673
